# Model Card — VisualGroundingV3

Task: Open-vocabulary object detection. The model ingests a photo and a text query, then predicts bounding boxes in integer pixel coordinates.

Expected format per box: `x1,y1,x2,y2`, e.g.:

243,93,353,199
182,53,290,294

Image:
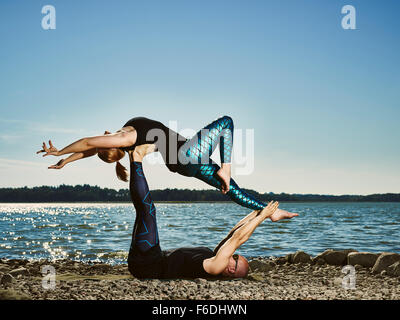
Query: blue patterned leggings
176,116,266,211
129,161,159,252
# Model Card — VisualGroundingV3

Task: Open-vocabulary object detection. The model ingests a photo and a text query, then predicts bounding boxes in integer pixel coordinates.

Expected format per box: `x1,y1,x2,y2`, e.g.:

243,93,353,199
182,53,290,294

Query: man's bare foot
270,208,299,222
216,164,231,194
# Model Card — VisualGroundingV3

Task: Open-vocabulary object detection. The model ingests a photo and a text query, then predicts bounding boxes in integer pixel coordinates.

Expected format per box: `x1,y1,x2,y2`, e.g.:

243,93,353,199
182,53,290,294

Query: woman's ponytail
97,148,128,182
116,161,128,182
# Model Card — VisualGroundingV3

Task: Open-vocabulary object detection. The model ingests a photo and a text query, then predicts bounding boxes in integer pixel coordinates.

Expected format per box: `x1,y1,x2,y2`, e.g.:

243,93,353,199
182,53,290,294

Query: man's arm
213,209,260,254
203,201,279,275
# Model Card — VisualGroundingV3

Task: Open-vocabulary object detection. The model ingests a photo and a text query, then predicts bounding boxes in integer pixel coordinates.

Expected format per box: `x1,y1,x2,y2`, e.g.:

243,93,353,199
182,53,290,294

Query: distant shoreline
0,184,399,203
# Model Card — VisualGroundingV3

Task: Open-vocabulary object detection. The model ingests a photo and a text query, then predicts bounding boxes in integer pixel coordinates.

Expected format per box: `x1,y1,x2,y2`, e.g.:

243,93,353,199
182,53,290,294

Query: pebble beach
1,249,399,300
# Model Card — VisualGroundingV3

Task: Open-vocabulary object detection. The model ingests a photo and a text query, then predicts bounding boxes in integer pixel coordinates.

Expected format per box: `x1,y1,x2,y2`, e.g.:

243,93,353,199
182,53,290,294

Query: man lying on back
127,147,298,279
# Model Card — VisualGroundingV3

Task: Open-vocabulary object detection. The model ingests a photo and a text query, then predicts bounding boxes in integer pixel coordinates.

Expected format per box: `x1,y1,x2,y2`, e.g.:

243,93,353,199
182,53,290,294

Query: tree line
0,185,399,202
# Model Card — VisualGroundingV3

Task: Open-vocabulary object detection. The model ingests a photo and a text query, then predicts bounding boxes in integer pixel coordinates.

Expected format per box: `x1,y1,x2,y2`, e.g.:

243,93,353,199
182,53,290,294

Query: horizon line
1,184,399,197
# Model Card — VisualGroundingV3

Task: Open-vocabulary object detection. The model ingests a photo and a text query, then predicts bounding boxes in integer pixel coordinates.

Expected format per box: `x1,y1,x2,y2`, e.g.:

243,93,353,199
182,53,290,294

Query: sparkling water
0,202,399,264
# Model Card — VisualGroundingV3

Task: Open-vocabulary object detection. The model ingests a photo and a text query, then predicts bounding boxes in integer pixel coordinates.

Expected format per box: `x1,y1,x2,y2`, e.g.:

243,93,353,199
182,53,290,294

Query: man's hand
48,159,66,169
129,144,156,162
37,140,59,157
260,201,280,220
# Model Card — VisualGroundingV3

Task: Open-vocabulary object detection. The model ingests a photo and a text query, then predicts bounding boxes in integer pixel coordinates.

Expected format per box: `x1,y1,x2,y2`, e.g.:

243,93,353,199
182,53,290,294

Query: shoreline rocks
371,253,400,274
313,249,357,266
280,250,400,277
9,267,30,277
0,249,399,300
347,252,379,268
292,251,311,264
387,261,400,277
0,274,16,286
249,259,276,272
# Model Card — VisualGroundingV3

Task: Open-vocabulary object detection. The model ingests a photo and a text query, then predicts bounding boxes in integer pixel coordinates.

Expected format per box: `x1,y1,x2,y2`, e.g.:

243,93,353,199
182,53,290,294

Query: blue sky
0,0,399,195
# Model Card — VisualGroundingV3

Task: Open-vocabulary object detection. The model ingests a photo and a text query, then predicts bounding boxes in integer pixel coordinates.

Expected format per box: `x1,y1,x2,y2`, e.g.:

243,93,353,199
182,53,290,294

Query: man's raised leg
129,161,159,253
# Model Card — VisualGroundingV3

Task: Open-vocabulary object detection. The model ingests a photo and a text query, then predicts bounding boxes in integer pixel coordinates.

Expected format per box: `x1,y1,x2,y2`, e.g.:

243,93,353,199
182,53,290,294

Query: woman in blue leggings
38,115,266,211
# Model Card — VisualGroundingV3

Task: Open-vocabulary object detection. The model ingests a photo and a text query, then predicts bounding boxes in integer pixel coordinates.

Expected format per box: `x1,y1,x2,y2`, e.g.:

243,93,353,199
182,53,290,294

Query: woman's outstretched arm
37,130,136,157
48,149,98,169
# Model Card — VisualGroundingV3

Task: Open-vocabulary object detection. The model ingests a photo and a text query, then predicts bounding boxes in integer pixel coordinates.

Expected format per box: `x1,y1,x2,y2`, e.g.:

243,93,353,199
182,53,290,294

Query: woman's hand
48,159,66,169
37,140,59,157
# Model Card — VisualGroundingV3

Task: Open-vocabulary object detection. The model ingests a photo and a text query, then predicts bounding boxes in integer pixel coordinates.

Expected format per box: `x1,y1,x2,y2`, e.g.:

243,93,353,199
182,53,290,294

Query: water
0,202,399,264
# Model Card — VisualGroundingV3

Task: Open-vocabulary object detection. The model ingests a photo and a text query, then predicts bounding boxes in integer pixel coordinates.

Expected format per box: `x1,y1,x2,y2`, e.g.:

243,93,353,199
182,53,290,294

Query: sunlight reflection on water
0,202,399,264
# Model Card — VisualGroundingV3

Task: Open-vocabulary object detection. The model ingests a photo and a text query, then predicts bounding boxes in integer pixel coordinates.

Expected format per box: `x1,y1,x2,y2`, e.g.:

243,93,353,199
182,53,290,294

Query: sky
0,0,399,195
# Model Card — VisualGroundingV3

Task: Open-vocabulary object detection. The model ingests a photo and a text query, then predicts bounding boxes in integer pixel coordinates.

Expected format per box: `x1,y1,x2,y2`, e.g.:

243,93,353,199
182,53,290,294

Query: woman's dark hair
97,148,128,182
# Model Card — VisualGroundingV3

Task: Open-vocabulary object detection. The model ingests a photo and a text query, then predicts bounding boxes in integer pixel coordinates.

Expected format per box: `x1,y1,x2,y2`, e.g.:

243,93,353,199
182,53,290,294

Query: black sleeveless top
162,247,216,279
122,117,187,172
128,245,217,279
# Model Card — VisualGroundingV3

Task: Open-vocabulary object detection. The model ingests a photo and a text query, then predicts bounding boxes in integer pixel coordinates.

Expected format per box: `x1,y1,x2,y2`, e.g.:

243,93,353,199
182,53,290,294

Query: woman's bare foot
270,208,299,222
216,164,231,194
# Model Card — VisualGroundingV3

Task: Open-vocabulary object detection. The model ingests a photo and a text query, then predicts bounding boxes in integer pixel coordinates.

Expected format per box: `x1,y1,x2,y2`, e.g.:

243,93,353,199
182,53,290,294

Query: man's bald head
221,254,249,278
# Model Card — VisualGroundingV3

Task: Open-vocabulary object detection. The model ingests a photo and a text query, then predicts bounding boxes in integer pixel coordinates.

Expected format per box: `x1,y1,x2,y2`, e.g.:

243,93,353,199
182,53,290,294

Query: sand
1,250,399,300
